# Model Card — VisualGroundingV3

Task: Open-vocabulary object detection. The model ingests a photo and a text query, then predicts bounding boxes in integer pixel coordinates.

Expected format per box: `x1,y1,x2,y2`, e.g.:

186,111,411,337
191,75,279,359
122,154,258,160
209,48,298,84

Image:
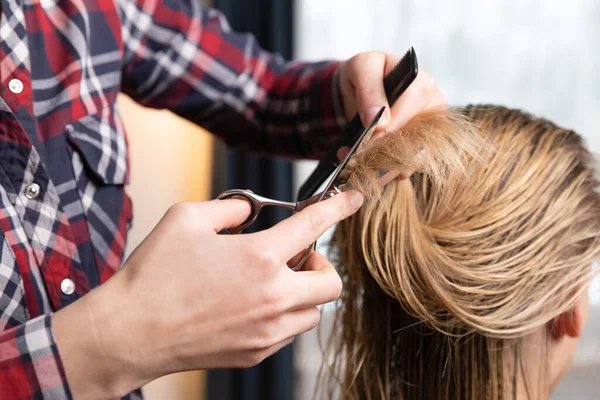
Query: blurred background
118,0,599,398
294,1,600,400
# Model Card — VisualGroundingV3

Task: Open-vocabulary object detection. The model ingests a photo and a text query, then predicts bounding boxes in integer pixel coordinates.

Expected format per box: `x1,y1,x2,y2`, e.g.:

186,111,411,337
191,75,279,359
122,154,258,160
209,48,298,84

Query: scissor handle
216,189,262,234
216,189,301,234
216,188,339,270
289,243,315,271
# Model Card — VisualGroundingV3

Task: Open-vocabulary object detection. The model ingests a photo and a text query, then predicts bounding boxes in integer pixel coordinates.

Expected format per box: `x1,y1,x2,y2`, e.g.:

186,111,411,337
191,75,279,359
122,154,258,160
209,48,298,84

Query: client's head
325,105,600,400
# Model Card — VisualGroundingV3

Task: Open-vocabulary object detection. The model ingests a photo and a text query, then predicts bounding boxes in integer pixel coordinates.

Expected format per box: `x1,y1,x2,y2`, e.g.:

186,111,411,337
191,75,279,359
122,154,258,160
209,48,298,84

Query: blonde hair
324,105,600,399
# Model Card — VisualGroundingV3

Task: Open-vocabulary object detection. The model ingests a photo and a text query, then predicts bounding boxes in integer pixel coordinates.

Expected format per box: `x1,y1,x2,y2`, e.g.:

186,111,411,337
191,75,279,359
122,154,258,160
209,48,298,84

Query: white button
61,279,75,295
24,183,41,200
8,79,24,94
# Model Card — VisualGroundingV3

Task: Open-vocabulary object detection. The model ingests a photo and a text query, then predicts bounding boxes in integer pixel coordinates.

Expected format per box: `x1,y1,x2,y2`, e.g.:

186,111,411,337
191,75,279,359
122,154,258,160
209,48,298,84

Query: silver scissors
217,106,385,270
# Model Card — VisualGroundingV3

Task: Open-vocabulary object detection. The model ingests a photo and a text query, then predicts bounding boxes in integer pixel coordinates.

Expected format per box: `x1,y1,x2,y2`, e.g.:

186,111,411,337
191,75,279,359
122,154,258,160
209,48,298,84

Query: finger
271,307,322,340
258,336,295,362
285,246,330,272
238,336,295,368
301,250,336,273
286,246,313,270
201,199,252,233
249,307,321,365
385,69,439,133
349,52,392,127
287,252,343,309
255,191,364,260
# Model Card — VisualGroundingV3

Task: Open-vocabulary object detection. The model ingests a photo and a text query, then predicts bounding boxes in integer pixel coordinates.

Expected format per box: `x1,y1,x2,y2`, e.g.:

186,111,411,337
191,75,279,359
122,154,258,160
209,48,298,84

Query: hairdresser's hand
337,52,447,166
339,51,447,132
52,192,363,400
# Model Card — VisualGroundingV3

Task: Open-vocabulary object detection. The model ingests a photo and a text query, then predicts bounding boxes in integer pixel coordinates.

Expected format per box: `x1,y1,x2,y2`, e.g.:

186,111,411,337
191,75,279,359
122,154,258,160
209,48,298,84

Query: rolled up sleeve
119,0,347,159
0,315,72,400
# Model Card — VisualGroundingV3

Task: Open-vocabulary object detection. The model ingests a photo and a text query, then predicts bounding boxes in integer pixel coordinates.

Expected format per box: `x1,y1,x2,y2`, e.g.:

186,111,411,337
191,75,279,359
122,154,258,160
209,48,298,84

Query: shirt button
24,183,41,199
8,79,24,94
61,279,75,295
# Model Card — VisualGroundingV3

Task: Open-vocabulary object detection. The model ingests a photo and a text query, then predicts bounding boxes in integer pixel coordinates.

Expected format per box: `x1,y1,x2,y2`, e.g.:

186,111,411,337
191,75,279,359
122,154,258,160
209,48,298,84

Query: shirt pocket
64,109,129,186
63,107,132,280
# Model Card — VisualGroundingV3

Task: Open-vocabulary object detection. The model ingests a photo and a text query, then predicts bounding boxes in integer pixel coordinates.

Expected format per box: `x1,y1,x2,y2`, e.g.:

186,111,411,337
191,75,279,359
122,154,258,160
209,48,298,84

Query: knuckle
351,51,370,63
167,201,188,216
167,202,195,223
348,52,385,77
249,247,278,268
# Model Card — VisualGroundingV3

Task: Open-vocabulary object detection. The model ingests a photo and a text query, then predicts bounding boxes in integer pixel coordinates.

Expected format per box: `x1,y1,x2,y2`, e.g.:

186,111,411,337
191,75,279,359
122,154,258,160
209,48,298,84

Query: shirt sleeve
119,0,347,159
0,315,72,400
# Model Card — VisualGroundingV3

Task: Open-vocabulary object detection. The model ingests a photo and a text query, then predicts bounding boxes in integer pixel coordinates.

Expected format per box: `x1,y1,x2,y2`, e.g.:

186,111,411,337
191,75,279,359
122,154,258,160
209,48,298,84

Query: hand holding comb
297,47,419,201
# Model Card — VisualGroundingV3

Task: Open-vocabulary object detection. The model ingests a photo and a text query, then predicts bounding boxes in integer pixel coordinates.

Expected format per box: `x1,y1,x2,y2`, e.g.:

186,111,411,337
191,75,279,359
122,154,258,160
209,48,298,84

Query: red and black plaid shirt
0,0,345,398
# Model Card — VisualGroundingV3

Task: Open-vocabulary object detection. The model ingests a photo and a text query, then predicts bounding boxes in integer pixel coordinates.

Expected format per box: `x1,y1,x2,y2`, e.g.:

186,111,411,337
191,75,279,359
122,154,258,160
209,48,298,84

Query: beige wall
118,95,211,400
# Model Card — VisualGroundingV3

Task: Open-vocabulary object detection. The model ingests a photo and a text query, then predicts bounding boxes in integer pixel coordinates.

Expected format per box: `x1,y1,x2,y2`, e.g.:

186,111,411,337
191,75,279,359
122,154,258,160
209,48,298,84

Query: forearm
200,59,348,159
120,1,347,159
52,274,161,400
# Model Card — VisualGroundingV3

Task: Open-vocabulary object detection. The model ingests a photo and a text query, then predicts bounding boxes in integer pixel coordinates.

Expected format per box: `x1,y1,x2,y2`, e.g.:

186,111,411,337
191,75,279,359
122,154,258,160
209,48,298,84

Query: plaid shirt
0,0,345,397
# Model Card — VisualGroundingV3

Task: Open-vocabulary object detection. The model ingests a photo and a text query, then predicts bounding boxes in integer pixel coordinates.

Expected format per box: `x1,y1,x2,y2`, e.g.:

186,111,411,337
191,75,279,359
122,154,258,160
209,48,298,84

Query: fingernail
362,106,389,127
349,191,364,210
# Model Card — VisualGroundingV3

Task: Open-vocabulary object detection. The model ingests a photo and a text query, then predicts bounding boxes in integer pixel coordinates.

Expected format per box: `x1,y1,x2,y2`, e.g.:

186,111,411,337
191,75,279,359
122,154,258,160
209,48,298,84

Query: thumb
201,199,252,233
349,53,391,127
361,105,389,129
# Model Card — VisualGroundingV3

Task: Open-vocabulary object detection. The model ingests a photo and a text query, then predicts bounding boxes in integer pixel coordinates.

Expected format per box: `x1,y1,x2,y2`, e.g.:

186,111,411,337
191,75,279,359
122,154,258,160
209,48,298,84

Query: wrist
52,274,151,399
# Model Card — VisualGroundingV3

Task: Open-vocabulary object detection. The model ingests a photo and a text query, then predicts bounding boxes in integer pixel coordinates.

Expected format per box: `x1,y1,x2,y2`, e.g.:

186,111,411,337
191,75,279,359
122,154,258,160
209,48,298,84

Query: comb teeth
383,47,419,105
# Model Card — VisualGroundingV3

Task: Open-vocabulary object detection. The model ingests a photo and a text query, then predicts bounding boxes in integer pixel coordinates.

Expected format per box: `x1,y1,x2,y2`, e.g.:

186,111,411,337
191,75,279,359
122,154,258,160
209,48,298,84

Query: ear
550,292,589,340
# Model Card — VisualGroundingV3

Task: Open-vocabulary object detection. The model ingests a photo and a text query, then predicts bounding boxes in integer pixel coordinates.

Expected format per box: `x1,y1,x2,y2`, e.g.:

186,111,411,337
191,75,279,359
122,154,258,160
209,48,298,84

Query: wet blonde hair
324,105,600,399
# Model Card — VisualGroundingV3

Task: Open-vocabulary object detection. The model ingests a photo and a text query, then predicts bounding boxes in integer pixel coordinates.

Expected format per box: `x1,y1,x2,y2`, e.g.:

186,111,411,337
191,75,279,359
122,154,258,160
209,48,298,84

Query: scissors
217,106,386,270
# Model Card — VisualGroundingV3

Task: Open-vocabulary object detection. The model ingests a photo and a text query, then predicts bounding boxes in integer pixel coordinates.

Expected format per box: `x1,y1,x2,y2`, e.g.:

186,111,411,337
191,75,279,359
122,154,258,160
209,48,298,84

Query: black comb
297,47,419,201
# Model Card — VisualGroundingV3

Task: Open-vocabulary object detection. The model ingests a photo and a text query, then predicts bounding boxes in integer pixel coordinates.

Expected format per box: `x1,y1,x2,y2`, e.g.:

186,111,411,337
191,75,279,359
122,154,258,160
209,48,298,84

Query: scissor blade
338,107,385,172
296,109,384,202
317,107,386,200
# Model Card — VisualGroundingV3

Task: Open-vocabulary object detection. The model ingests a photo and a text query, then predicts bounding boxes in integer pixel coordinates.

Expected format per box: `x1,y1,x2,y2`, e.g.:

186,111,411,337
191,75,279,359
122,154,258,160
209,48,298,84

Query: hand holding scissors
218,107,386,270
218,47,421,270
